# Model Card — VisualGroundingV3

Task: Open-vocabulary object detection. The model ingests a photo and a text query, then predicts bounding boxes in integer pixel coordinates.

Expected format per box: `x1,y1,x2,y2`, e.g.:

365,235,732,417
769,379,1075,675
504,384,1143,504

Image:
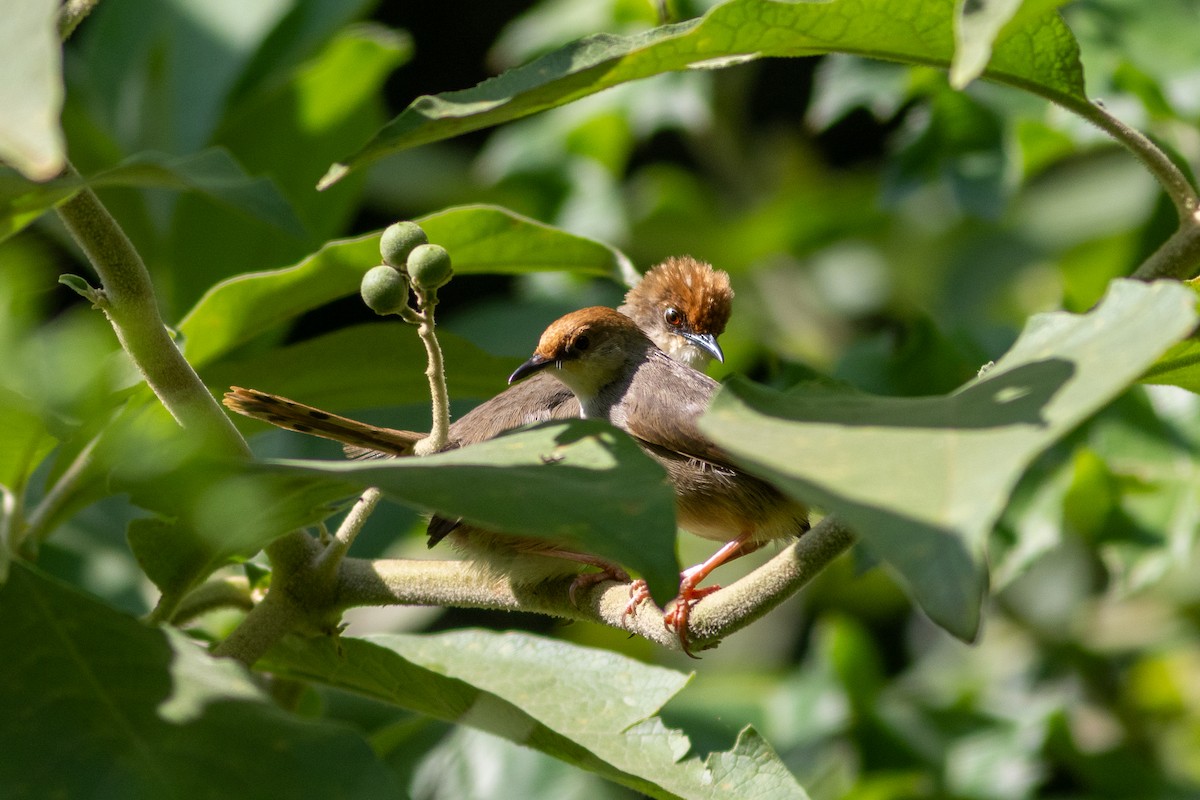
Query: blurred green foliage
2,0,1200,797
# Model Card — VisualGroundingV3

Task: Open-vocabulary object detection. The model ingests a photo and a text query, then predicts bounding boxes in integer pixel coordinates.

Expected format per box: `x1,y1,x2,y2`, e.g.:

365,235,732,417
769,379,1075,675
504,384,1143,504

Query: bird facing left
509,306,810,653
223,257,734,596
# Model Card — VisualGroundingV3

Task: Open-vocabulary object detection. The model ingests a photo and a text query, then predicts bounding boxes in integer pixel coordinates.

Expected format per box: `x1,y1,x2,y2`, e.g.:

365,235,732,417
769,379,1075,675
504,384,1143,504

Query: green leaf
951,0,1074,89
323,0,1086,184
178,233,378,368
0,564,399,800
0,149,305,242
1082,398,1200,594
202,323,517,413
0,0,63,180
0,386,55,492
56,273,100,303
419,204,636,283
229,0,382,106
109,418,352,598
991,451,1075,590
699,279,1198,640
166,23,411,312
263,629,810,799
267,419,680,603
1142,337,1200,394
177,205,634,368
77,0,292,155
1141,282,1200,393
122,464,349,597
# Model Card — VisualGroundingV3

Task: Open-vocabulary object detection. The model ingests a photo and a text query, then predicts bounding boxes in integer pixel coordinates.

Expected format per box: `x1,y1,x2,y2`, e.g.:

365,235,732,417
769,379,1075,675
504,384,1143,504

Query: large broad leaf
951,0,1074,88
166,24,411,312
122,462,350,603
201,323,518,413
1140,280,1200,393
108,413,352,601
264,630,810,800
0,0,63,181
321,0,1086,186
229,0,380,104
267,420,679,603
177,204,634,368
0,564,399,800
0,149,305,242
0,386,55,493
699,280,1198,640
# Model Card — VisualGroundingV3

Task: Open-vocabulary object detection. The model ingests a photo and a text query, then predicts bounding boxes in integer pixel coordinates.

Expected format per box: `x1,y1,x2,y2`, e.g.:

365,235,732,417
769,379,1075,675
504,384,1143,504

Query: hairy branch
314,487,382,576
212,584,308,664
1058,98,1198,222
412,288,451,455
56,177,250,459
335,515,856,653
171,576,255,626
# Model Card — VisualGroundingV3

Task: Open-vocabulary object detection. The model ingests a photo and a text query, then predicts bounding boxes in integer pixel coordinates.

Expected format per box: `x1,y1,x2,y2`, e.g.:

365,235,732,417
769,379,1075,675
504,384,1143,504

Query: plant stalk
56,177,250,459
1132,208,1200,281
335,514,857,653
314,487,383,575
412,289,451,455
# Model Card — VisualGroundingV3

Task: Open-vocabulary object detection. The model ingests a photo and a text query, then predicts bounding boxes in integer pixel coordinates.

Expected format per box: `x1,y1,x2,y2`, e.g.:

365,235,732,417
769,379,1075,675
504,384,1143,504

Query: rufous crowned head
508,307,651,387
620,256,732,367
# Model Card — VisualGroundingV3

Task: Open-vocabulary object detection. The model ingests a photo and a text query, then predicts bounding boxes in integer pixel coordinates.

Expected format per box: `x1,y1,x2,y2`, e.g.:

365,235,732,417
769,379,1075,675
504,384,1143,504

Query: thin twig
314,487,383,575
411,289,451,455
171,576,256,626
1063,98,1199,221
20,435,99,551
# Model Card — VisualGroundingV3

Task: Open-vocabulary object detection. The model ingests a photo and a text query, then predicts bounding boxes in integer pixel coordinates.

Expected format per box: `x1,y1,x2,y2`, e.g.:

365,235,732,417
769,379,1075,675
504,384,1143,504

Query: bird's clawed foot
623,579,652,620
567,565,630,607
663,584,721,658
624,575,722,657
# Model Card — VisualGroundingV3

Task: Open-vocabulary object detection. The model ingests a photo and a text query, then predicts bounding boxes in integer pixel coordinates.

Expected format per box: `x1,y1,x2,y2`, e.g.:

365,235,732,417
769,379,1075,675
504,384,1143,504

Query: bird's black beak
682,331,724,363
509,354,553,384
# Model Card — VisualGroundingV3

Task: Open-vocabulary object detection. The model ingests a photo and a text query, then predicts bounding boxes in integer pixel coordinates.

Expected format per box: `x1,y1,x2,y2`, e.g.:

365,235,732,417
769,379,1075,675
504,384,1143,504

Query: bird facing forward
509,306,810,654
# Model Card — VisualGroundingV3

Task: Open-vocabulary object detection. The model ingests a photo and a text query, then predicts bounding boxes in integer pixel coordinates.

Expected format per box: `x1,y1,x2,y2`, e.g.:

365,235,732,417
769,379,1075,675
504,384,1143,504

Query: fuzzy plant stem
171,577,255,626
56,178,250,459
1031,98,1200,280
56,172,269,625
412,287,451,455
314,487,383,576
212,532,320,663
1068,100,1198,221
19,434,99,553
1132,208,1200,281
335,514,857,654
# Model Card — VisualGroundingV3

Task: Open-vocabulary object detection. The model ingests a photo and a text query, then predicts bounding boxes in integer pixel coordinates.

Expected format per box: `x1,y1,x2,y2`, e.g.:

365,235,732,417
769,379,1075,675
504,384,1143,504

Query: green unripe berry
407,244,453,291
380,221,427,268
360,264,410,315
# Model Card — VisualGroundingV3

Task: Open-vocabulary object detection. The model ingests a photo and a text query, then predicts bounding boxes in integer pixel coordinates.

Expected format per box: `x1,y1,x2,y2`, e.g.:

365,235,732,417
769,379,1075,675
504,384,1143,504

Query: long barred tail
223,386,422,457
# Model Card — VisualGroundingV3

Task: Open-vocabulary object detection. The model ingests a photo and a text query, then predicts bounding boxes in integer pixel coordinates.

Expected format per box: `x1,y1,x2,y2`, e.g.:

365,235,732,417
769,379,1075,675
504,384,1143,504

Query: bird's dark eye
664,307,683,327
573,334,590,352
